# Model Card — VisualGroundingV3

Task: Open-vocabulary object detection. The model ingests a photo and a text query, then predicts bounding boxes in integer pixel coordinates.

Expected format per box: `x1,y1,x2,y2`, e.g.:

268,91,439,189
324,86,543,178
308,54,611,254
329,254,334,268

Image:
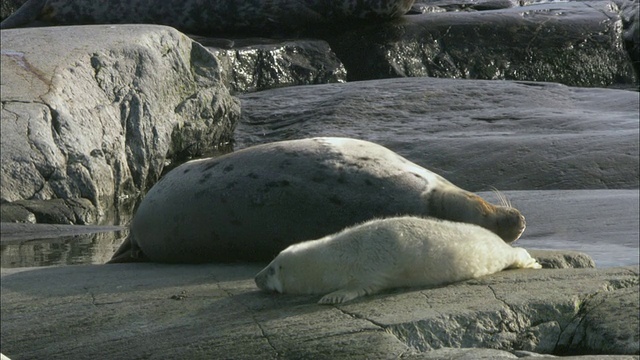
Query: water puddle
1,224,127,268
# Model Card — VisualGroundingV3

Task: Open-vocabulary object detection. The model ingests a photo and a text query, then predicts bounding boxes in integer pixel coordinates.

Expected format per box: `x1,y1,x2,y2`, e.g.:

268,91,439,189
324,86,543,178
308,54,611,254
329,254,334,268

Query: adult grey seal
1,0,416,34
109,137,525,263
255,216,542,304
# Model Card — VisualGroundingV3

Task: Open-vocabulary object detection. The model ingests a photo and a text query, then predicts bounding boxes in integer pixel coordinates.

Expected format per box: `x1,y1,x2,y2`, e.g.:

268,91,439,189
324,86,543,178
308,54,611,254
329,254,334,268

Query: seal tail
510,248,542,269
1,0,47,29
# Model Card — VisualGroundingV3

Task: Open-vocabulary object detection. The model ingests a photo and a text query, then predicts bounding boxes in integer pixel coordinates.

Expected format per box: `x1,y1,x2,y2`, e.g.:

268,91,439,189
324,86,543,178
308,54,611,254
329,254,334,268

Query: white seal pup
255,216,541,304
1,0,415,33
110,137,525,263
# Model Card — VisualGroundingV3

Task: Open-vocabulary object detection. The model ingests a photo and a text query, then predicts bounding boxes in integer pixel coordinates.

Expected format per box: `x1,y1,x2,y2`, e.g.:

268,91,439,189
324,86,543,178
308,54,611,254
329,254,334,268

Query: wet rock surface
192,37,347,94
477,190,640,268
0,223,126,268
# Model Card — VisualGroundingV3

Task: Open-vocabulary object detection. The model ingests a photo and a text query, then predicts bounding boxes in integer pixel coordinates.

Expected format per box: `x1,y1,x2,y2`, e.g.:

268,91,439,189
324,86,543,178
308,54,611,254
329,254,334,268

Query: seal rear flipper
1,0,47,29
106,234,150,264
509,248,542,270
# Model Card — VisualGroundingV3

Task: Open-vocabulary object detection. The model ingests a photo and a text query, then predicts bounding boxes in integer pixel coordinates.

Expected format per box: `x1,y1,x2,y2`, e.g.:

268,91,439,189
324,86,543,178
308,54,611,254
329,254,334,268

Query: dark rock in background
2,0,636,89
615,0,640,76
0,0,26,22
326,1,637,87
0,0,416,34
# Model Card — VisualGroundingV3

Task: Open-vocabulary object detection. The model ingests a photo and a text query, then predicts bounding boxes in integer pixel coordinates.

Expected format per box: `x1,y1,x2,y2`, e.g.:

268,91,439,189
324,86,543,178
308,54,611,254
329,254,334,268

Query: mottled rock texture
1,25,239,224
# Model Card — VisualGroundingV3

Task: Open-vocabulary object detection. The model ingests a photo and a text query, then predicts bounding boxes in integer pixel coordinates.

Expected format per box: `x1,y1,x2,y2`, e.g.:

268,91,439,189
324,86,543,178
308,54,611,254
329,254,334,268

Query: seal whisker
490,186,511,208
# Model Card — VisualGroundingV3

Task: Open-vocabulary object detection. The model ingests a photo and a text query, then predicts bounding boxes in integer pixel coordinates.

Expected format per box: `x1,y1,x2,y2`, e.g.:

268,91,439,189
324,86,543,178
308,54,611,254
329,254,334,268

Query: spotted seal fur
109,137,525,263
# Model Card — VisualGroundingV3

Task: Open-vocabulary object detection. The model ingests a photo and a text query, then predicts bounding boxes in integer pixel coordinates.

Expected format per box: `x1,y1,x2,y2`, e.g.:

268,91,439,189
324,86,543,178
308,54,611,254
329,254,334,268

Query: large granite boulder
0,25,240,224
326,1,637,87
1,263,637,358
236,77,639,191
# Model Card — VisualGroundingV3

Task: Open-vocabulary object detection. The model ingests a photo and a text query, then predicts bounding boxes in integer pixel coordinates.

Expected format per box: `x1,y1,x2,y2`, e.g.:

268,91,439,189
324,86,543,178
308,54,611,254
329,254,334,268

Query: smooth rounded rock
236,77,639,191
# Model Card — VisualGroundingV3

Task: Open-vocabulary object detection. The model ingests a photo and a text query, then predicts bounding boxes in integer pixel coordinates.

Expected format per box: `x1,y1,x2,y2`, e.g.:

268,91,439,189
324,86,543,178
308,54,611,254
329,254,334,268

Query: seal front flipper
0,0,47,29
318,285,380,305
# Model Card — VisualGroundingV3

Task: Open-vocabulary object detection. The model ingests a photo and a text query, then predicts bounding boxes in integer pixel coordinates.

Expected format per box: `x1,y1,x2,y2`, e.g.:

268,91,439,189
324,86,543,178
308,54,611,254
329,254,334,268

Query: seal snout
494,208,527,243
255,264,283,293
254,270,268,291
515,213,527,240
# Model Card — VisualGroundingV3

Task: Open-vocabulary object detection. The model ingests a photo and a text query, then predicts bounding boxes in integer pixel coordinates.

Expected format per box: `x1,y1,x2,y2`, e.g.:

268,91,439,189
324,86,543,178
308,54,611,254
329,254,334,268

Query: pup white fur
255,216,541,304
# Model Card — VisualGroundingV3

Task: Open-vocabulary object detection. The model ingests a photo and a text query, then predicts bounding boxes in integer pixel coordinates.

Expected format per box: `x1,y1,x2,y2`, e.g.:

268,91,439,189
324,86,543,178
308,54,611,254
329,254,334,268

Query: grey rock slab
403,347,518,359
560,286,640,355
406,348,640,359
371,267,639,353
1,25,240,224
0,198,97,224
478,190,640,268
235,77,639,191
526,249,596,269
1,264,637,359
0,202,36,224
327,1,637,87
192,36,347,94
400,348,640,359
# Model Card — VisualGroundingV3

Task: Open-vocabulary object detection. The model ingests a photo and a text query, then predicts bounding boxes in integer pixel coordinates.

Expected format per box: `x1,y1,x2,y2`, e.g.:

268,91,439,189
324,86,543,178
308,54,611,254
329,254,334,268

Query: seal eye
268,266,276,276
